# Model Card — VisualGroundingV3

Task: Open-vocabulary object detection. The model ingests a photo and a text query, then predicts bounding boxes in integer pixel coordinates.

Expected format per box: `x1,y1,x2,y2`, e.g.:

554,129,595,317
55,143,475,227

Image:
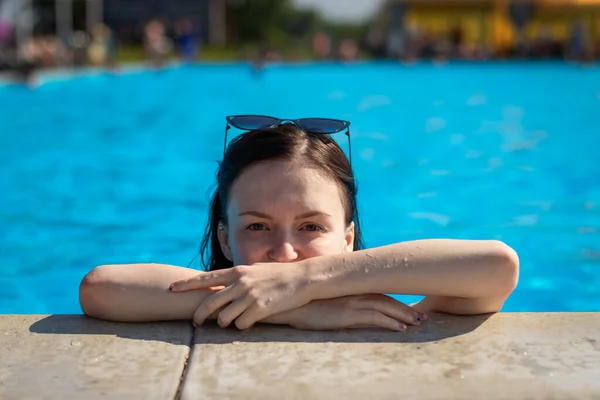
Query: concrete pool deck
1,313,599,399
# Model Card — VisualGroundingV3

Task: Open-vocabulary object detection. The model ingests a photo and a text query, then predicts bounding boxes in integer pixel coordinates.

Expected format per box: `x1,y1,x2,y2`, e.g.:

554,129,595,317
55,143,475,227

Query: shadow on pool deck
28,312,492,344
28,314,192,345
194,313,492,344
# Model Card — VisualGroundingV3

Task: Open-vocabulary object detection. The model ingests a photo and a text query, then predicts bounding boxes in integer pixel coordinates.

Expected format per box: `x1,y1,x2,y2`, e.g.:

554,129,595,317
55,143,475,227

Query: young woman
80,116,519,332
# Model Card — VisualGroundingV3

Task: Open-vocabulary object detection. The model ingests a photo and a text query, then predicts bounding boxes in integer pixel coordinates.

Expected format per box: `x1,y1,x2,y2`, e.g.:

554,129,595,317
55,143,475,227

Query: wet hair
200,125,363,271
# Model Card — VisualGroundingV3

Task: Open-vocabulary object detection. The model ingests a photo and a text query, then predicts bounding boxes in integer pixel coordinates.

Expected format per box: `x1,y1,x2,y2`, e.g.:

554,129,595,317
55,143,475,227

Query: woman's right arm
79,263,309,324
79,264,217,322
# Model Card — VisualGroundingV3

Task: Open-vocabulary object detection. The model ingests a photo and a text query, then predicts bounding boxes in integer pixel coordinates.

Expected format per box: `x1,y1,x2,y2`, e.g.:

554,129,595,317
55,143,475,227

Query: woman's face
218,160,354,266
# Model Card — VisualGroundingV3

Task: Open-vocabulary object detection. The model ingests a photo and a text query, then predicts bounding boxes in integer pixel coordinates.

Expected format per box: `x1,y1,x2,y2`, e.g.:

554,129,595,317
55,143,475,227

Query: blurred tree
227,0,321,46
327,21,369,43
224,0,371,59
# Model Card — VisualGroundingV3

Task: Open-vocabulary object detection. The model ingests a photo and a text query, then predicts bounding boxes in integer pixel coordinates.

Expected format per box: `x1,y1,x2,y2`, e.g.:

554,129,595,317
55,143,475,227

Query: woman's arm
79,264,214,322
80,263,306,324
79,264,424,331
306,239,519,315
170,239,519,329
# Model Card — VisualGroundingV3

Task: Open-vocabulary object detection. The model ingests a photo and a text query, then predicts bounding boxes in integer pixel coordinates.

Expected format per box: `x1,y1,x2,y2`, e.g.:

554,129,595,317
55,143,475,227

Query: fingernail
192,322,198,328
169,284,175,291
421,313,428,321
399,323,407,331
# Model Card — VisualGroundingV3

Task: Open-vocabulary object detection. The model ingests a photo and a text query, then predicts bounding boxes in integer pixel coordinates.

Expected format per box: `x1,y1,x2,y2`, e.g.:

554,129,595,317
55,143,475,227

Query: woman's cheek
303,235,343,257
232,234,265,265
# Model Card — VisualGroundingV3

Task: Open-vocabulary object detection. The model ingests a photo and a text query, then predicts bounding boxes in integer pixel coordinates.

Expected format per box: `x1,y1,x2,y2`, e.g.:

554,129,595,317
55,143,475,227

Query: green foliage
227,0,314,44
327,21,370,44
226,0,366,48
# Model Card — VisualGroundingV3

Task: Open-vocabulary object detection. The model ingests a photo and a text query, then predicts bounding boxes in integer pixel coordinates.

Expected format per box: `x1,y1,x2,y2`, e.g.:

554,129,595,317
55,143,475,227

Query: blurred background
0,0,599,314
1,0,600,72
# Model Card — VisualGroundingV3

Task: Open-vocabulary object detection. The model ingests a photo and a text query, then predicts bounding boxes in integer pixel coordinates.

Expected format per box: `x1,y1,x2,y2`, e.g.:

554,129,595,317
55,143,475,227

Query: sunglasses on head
224,115,352,164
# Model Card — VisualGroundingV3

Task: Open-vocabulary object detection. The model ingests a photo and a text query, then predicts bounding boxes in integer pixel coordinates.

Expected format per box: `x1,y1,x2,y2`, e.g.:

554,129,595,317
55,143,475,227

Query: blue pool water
1,62,599,314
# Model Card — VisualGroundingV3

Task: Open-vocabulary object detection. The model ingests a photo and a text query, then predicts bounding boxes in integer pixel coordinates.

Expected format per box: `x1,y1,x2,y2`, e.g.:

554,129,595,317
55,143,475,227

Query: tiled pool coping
1,313,599,399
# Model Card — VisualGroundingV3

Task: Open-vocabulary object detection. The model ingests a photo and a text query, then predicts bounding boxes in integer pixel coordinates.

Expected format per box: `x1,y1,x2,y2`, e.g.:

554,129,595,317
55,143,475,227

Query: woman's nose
268,235,299,263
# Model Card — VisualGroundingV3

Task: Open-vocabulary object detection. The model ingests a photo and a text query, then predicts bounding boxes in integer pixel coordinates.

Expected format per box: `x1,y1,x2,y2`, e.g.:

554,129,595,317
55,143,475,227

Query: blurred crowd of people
143,18,201,66
366,22,597,62
1,15,598,84
0,25,120,83
269,21,597,64
311,32,359,61
0,17,200,82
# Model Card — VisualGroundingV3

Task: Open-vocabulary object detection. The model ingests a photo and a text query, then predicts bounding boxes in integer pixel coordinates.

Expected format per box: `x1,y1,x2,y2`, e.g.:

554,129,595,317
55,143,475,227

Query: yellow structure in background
396,0,600,52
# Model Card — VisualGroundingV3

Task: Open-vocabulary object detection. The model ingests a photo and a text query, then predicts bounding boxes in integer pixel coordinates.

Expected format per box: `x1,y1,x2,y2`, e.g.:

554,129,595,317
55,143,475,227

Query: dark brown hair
200,125,363,271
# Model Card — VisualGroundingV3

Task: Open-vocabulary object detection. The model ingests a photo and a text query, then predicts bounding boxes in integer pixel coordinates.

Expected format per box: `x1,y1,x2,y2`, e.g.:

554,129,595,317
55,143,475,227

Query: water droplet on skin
70,340,81,347
403,257,408,262
232,341,240,345
365,268,370,273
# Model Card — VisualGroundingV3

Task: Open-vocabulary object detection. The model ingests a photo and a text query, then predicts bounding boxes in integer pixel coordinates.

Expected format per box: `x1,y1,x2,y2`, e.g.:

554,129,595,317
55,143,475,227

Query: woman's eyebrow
295,211,332,220
238,211,332,220
238,211,272,219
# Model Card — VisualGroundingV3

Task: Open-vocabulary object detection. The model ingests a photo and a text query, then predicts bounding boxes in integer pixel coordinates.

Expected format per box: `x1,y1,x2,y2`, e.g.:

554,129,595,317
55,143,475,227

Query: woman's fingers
234,304,262,330
170,269,235,292
192,284,241,327
350,310,407,332
216,296,255,328
363,295,426,325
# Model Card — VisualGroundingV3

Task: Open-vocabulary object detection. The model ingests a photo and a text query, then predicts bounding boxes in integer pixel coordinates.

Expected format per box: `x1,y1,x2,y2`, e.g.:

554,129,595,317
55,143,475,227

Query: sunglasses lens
297,118,347,133
231,116,279,130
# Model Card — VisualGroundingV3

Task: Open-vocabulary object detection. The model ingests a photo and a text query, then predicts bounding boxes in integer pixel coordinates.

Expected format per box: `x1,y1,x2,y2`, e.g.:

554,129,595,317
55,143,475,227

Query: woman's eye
302,224,323,232
246,223,268,231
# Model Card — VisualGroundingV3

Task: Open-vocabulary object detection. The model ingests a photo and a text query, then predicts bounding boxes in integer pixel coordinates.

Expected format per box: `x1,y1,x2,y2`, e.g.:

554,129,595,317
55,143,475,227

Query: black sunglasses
224,115,352,164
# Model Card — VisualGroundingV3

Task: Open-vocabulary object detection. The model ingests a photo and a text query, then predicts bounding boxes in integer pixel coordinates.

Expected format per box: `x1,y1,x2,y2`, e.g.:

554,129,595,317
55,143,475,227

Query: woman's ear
217,223,233,261
344,221,355,253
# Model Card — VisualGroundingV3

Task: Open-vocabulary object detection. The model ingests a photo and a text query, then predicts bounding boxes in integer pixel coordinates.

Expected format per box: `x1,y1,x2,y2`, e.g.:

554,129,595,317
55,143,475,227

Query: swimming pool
1,62,599,314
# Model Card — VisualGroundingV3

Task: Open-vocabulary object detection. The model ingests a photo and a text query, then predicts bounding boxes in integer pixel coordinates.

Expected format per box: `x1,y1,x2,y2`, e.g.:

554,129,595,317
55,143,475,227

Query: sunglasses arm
224,123,231,155
347,128,352,166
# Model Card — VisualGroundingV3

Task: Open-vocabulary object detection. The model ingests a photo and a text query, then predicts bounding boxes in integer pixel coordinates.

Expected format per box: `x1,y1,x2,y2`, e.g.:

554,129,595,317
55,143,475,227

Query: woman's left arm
171,239,519,328
305,239,519,315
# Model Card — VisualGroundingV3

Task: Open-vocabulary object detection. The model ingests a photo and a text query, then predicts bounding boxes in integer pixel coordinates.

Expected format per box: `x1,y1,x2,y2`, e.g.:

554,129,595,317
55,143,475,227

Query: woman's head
201,125,363,270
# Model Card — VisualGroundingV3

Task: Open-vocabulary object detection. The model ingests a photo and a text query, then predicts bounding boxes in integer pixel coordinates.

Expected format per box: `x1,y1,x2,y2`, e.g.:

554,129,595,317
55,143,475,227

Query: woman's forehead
228,161,345,215
233,160,332,188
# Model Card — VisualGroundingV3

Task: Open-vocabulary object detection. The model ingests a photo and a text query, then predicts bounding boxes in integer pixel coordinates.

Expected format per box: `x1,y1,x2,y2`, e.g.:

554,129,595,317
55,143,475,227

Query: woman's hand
274,294,427,331
170,262,313,330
